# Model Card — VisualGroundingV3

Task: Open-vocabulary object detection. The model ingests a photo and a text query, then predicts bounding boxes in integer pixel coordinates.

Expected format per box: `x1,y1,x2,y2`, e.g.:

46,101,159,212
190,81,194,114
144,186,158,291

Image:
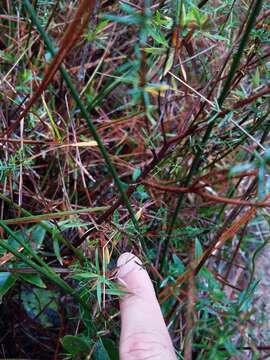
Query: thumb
117,252,176,360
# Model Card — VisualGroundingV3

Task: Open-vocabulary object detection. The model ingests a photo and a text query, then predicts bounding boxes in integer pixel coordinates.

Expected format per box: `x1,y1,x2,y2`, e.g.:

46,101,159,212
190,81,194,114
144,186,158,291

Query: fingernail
117,252,142,279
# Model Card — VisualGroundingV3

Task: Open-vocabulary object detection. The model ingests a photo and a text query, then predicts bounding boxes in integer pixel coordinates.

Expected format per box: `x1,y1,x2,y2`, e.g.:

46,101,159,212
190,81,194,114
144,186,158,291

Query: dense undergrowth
0,0,270,358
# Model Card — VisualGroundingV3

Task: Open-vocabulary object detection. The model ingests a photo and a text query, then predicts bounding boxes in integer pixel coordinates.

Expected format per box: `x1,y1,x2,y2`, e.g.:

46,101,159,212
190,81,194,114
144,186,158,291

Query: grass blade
22,0,141,238
160,0,264,273
0,221,92,315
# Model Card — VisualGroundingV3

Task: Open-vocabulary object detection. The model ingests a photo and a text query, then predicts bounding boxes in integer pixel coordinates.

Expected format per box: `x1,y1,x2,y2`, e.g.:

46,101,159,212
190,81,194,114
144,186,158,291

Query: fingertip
117,252,142,267
117,252,156,301
117,252,142,279
117,253,177,359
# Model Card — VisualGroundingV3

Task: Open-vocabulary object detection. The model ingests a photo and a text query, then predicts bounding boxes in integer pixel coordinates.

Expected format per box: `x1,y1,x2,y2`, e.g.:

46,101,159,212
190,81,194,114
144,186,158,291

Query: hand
117,252,177,360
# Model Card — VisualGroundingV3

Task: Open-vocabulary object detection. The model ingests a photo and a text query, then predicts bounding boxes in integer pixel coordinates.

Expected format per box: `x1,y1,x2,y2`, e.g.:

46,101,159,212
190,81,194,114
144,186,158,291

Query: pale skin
117,252,177,360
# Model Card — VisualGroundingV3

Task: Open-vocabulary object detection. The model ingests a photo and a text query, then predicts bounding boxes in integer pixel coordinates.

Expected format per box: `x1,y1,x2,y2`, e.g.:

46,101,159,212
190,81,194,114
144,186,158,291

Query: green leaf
44,51,52,62
96,281,102,308
148,26,168,46
195,238,203,259
118,180,129,191
163,50,174,76
0,219,92,314
0,272,16,300
95,249,100,273
29,224,47,250
179,3,187,27
61,335,91,357
53,236,63,265
199,268,220,290
102,14,141,25
191,6,201,24
132,167,141,181
0,50,15,62
19,273,47,288
143,47,167,55
113,209,119,224
72,272,98,280
172,254,185,274
252,66,260,87
258,164,266,199
135,185,149,201
224,340,238,355
21,288,60,327
79,304,95,337
7,230,28,251
101,339,119,360
230,163,254,175
93,339,111,360
119,2,137,14
95,19,109,33
104,287,128,296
